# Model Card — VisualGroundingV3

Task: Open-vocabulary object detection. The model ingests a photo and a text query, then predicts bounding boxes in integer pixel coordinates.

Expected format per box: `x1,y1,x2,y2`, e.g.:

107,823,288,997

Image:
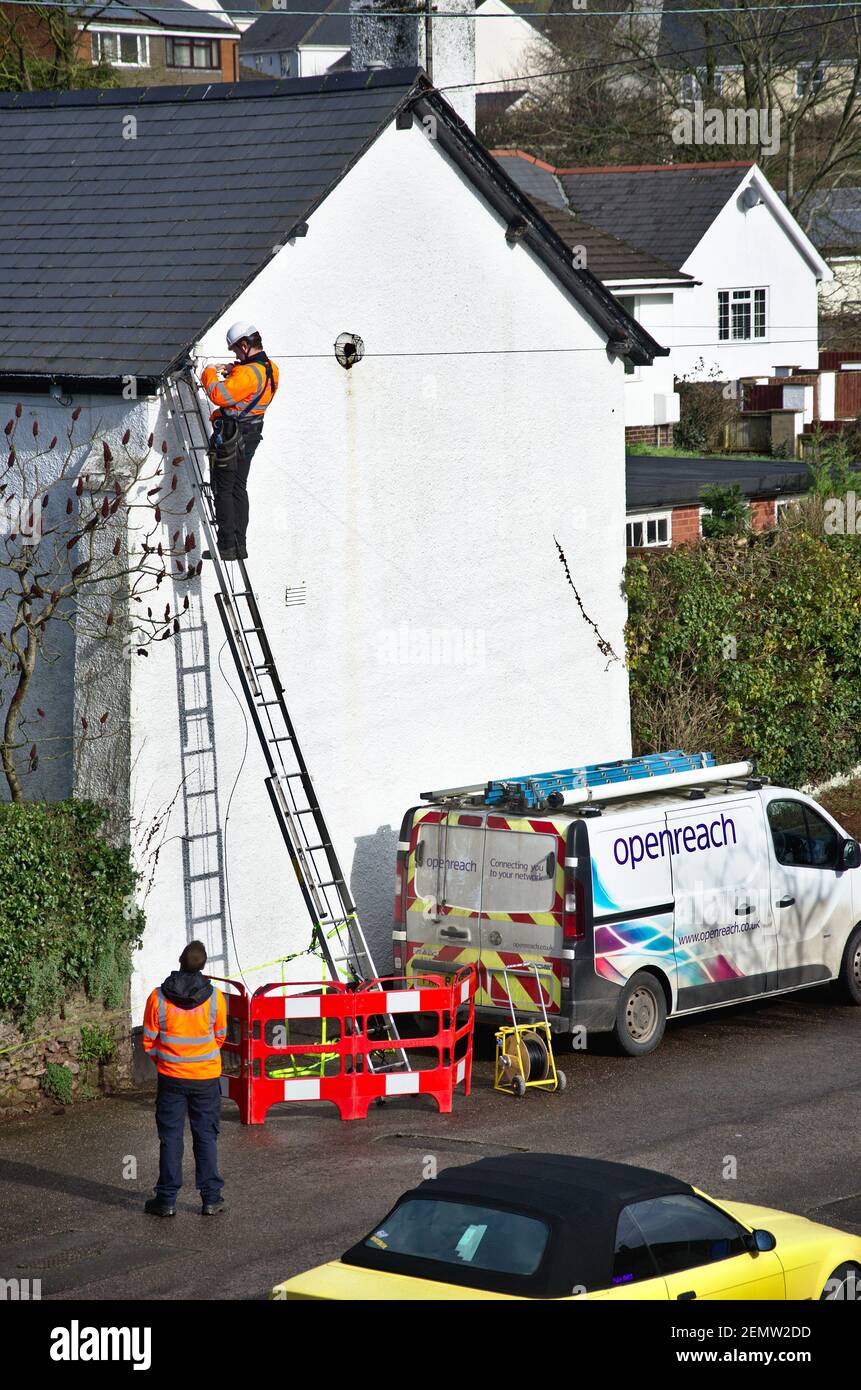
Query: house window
166,37,220,69
796,64,825,97
718,288,767,342
679,71,702,104
626,513,671,549
92,31,149,66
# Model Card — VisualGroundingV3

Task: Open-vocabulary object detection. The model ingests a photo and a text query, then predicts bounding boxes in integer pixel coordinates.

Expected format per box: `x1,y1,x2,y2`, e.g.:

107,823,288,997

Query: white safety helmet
225,320,258,348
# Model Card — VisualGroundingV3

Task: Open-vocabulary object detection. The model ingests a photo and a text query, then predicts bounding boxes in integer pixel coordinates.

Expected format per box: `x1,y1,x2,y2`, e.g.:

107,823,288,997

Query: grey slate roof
804,188,861,255
493,151,566,208
532,199,695,284
494,151,751,271
626,454,810,511
0,68,665,385
559,164,751,271
0,71,418,382
240,2,350,55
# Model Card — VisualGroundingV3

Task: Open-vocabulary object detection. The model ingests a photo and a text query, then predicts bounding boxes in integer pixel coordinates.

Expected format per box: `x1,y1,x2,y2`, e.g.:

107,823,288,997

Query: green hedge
625,522,861,789
0,801,143,1032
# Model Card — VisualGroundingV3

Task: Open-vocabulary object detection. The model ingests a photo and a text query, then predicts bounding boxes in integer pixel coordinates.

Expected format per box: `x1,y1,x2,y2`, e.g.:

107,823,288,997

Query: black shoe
201,1197,225,1216
145,1198,176,1218
202,548,238,562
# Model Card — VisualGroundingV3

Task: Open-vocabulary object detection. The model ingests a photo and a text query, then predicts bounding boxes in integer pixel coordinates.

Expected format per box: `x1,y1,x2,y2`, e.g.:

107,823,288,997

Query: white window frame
91,30,150,67
626,511,672,549
718,287,768,342
796,63,826,98
679,71,702,104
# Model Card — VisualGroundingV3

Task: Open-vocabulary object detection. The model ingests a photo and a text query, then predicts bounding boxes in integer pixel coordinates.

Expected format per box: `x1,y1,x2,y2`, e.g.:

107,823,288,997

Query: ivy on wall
0,801,143,1032
625,518,861,789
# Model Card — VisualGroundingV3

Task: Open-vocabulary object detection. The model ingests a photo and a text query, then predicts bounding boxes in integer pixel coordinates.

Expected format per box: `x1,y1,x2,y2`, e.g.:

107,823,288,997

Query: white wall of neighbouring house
611,289,682,429
119,116,633,1016
671,175,826,382
474,0,556,90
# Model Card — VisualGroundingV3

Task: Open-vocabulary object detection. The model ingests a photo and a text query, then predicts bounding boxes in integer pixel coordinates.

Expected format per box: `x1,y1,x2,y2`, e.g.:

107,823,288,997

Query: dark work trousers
212,417,264,553
154,1075,224,1205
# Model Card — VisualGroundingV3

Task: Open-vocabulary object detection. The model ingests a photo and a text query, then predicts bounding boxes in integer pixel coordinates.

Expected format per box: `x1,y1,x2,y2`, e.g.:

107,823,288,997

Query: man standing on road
200,322,279,562
142,941,227,1217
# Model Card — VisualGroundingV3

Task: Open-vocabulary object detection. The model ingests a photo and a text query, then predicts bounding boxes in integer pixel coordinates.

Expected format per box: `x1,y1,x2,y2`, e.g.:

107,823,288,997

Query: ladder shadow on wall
350,824,400,976
174,587,228,976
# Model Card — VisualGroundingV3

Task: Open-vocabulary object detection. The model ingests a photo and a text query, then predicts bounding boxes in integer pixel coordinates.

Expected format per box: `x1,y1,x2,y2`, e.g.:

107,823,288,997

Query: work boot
201,1197,225,1216
144,1198,176,1218
202,548,238,562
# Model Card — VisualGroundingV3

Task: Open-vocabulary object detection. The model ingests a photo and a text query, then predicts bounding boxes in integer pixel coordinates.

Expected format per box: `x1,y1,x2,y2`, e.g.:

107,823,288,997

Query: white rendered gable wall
127,118,632,1013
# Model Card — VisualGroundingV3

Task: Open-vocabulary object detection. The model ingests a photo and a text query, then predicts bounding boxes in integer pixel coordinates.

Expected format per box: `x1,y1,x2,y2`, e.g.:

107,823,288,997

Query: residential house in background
0,69,664,1029
239,0,350,78
626,453,810,551
806,188,861,323
495,153,832,443
78,0,239,84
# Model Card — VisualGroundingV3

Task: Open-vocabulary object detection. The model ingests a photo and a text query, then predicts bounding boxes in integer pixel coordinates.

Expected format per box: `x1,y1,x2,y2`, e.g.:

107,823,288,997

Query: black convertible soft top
341,1153,694,1298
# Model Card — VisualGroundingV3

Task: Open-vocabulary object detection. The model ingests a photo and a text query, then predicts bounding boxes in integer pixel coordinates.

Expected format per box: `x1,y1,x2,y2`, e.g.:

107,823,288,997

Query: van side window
767,800,838,870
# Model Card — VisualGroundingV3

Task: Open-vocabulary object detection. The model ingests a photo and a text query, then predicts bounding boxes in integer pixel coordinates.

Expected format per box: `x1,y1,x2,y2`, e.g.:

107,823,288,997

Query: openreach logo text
50,1321,151,1372
613,813,736,869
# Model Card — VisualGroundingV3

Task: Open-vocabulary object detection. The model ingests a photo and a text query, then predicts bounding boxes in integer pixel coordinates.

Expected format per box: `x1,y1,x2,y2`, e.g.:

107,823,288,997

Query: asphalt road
1,984,859,1300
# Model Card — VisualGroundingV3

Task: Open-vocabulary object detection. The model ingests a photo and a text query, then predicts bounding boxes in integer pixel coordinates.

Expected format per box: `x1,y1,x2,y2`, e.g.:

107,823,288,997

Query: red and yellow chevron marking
406,942,562,1012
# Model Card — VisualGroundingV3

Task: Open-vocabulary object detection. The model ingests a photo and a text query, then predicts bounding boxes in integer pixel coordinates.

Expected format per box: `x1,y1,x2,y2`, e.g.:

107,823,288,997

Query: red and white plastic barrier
208,967,476,1124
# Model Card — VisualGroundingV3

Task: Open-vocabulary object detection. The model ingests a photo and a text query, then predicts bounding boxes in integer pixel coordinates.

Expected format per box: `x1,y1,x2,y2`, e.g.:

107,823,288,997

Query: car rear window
363,1199,549,1276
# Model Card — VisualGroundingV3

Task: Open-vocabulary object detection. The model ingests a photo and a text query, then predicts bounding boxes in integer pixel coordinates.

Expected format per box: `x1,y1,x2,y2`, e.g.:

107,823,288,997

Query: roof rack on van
421,752,756,812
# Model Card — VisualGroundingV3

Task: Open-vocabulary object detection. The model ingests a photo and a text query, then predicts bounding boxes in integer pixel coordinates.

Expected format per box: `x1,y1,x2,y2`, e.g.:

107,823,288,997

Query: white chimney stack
350,1,476,130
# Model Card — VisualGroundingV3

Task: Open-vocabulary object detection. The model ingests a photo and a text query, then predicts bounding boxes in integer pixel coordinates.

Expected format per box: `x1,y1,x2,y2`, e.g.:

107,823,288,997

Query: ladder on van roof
422,751,756,811
164,370,407,1071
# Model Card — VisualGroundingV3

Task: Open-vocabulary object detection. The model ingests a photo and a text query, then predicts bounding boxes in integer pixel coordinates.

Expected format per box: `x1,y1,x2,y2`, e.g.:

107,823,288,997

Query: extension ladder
163,370,407,1071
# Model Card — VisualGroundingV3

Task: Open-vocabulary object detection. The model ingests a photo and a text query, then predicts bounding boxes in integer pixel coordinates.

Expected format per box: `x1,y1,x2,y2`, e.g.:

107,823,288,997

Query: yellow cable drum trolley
494,964,566,1098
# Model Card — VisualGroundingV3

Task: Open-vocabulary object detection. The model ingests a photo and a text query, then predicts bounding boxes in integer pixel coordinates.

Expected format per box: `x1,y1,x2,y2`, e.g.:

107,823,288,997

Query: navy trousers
154,1075,224,1205
213,417,264,552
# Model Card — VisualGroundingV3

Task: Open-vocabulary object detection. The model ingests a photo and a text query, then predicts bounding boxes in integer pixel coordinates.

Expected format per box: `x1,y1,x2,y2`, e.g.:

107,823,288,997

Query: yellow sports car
272,1154,861,1301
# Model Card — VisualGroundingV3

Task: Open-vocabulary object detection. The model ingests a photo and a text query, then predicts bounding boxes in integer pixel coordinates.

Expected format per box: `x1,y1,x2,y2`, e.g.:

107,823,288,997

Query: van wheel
835,926,861,1004
613,973,666,1056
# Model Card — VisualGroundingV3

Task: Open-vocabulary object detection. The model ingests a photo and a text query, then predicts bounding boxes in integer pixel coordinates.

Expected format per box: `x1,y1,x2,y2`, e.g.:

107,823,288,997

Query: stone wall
0,990,132,1120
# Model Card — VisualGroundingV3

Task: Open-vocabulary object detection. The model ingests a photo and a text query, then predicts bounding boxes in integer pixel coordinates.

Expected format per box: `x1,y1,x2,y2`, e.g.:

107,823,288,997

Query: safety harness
209,355,275,472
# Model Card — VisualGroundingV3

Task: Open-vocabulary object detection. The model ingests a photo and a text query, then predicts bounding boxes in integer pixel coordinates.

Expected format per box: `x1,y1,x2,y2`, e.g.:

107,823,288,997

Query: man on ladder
201,322,279,562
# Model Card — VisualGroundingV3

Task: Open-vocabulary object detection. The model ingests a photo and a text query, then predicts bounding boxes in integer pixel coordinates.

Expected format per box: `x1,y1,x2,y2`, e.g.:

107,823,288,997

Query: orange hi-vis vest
200,355,279,419
142,985,227,1080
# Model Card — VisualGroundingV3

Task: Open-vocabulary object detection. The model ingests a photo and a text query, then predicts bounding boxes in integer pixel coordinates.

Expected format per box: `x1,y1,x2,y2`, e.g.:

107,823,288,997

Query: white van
392,752,861,1055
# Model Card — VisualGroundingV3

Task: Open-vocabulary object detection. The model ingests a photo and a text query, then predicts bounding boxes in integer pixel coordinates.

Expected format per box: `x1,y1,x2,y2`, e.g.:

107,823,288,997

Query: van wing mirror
841,839,861,870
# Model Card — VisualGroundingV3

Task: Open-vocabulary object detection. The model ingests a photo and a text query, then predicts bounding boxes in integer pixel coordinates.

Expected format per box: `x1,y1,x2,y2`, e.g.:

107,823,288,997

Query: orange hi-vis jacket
142,985,227,1080
201,353,279,420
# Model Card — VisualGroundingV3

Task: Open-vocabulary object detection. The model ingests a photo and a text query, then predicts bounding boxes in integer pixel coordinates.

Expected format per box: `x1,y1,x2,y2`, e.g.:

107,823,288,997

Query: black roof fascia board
410,86,667,366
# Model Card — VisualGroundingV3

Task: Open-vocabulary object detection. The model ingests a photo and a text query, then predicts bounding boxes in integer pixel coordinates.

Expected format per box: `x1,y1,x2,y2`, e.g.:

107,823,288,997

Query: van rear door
669,796,778,1010
404,808,485,988
478,814,565,1016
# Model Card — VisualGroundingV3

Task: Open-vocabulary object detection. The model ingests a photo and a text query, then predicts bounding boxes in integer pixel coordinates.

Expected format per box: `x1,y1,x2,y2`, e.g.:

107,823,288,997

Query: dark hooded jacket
160,970,213,1011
